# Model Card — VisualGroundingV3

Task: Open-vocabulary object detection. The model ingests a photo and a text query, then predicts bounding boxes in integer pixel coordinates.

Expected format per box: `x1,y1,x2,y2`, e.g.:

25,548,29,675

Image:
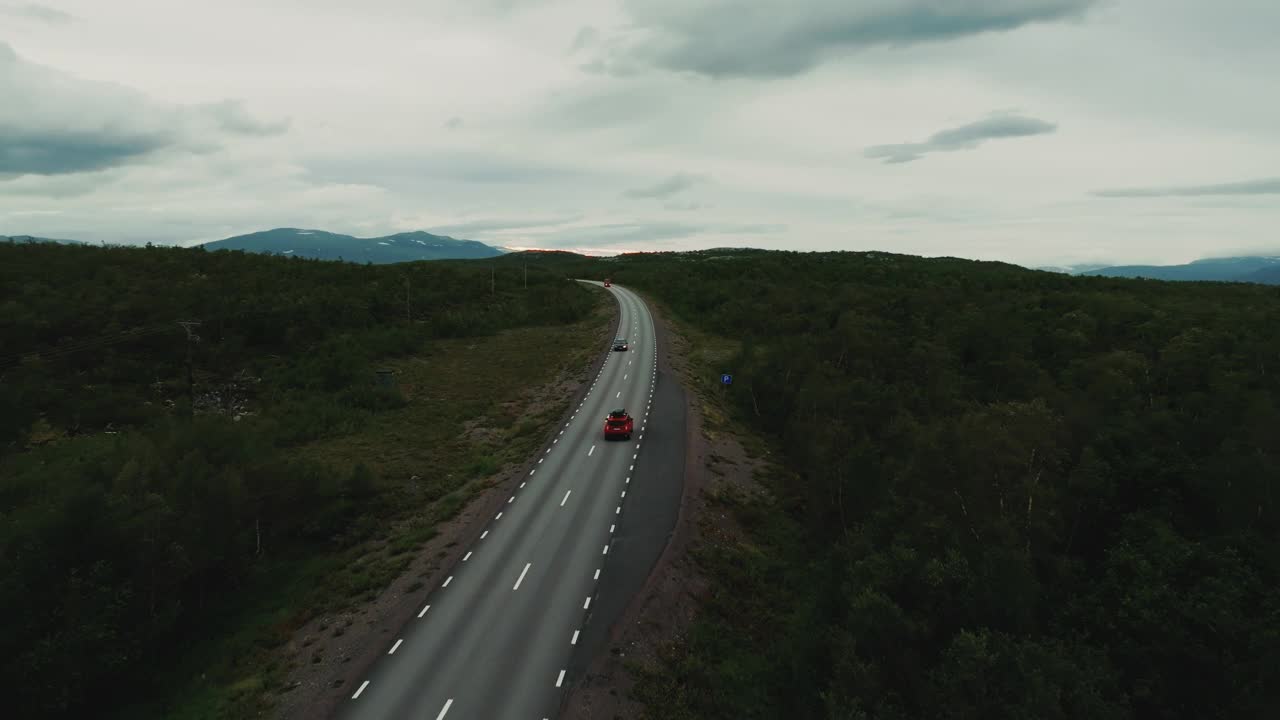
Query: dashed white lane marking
583,596,592,609
545,448,551,454
610,524,615,533
621,491,627,498
530,469,536,475
556,670,566,688
602,545,609,555
616,506,621,514
389,638,403,654
418,604,431,618
594,568,600,580
496,512,503,520
538,458,543,464
616,391,621,398
352,680,370,699
633,453,638,459
561,490,572,507
572,630,580,645
624,373,628,380
463,551,473,561
508,496,515,504
520,482,526,488
435,699,454,720
588,445,595,456
443,575,453,587
513,562,532,590
629,464,634,471
481,530,489,539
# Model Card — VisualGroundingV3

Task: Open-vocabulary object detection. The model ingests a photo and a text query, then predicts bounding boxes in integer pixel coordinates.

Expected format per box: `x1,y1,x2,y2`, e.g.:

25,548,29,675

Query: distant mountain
200,228,506,263
1239,266,1280,285
1,234,85,245
1080,256,1280,283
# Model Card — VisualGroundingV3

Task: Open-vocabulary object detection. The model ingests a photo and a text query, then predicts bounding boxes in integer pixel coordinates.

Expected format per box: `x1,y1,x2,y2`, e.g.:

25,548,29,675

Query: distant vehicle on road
603,408,633,440
612,338,629,351
603,278,611,287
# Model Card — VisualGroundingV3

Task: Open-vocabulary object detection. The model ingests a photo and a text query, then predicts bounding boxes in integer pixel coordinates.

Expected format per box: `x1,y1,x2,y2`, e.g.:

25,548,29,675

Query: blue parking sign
721,374,732,385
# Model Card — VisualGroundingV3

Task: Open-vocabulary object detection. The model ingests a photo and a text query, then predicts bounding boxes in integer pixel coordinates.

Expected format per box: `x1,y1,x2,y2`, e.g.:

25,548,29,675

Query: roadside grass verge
140,296,615,719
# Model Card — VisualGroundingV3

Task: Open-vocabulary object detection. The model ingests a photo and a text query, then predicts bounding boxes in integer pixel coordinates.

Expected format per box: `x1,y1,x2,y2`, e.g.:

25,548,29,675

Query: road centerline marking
513,562,532,590
418,604,431,618
561,490,572,507
388,638,403,654
588,445,595,456
435,699,454,720
352,680,370,699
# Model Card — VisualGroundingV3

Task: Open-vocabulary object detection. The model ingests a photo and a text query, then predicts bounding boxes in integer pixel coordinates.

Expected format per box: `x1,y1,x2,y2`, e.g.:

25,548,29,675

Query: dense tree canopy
539,249,1280,719
0,241,596,718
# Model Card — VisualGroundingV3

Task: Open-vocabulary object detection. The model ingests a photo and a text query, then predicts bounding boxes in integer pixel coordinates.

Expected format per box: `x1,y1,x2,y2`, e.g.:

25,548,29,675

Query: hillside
535,249,1280,719
200,227,506,262
0,241,602,719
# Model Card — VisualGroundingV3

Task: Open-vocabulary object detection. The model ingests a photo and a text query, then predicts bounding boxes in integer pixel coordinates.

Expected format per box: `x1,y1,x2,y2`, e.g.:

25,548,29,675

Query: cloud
305,149,594,187
428,215,583,236
864,114,1057,164
0,42,285,177
0,3,74,24
1093,177,1280,198
197,100,290,137
522,220,785,249
590,0,1097,78
664,200,707,211
624,172,704,198
569,26,599,53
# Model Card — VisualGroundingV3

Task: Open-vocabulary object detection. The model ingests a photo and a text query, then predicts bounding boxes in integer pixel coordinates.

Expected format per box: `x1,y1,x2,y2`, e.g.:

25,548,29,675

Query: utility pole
178,321,202,418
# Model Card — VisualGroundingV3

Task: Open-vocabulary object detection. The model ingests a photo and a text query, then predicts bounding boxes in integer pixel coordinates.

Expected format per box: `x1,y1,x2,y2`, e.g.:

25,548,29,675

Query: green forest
0,240,597,718
526,249,1280,719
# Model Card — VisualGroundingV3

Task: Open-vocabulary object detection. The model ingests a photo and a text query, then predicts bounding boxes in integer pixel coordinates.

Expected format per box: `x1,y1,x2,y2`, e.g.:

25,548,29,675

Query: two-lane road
335,282,659,720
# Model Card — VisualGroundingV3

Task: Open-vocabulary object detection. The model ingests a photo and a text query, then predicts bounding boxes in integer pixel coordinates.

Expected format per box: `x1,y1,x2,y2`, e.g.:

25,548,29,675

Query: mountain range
1037,256,1280,285
199,228,506,262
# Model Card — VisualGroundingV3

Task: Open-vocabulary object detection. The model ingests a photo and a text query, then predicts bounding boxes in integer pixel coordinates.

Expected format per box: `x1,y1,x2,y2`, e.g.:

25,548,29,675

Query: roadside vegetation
532,249,1280,719
0,240,607,719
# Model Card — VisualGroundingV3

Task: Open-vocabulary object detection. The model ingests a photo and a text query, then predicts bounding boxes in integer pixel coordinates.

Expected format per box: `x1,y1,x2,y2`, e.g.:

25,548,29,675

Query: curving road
334,282,660,720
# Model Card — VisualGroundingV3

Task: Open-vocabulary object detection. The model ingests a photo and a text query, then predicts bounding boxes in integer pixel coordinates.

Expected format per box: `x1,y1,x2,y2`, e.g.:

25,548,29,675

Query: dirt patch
560,297,769,720
271,308,618,720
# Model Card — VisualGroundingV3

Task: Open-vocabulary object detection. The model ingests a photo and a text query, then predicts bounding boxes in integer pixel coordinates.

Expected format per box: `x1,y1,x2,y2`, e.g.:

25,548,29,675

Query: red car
603,278,612,287
603,409,633,440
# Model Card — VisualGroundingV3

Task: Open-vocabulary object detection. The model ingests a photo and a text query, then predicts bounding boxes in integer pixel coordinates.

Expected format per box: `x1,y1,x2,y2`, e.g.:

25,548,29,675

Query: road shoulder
560,296,772,720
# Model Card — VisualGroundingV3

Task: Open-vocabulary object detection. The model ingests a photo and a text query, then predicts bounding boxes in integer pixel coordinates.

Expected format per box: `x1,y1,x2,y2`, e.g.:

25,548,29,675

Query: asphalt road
334,282,666,720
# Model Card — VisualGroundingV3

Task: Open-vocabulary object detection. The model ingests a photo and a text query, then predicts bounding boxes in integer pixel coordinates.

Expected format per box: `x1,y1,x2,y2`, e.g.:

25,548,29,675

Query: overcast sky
3,0,1278,266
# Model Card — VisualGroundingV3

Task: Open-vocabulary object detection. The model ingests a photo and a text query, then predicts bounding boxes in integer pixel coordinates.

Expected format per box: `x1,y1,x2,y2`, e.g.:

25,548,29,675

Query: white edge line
352,680,370,699
418,604,431,617
388,638,403,654
443,575,453,587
